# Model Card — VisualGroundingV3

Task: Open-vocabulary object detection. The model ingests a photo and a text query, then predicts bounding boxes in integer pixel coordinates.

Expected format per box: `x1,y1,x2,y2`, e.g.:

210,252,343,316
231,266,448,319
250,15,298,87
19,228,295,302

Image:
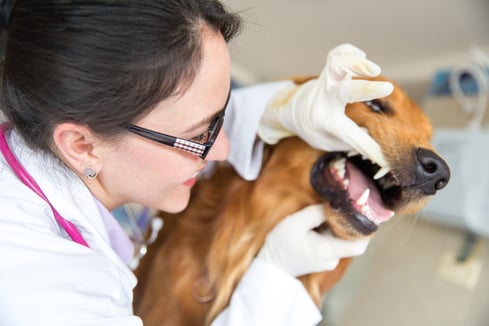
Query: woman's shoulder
0,161,63,234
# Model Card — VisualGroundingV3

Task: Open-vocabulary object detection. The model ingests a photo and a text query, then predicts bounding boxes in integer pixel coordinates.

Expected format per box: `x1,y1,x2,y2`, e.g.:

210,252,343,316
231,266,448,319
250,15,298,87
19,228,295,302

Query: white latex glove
258,43,394,168
257,204,369,277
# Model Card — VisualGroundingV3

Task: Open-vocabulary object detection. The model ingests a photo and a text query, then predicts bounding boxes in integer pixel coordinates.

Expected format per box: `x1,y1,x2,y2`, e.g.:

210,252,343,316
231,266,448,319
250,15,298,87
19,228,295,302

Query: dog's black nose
415,148,451,195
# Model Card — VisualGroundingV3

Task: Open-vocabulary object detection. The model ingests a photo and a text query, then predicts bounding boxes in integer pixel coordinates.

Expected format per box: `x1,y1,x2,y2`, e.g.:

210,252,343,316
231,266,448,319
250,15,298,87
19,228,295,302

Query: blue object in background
112,204,153,244
429,68,489,97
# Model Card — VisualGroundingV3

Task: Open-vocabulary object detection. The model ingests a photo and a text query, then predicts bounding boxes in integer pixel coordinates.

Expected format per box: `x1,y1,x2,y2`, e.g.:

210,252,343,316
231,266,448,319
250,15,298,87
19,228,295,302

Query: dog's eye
364,99,385,113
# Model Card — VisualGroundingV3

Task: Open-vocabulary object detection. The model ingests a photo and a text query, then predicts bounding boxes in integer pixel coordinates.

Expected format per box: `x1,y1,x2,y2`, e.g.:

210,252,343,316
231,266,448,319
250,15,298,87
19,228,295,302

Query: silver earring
83,167,98,179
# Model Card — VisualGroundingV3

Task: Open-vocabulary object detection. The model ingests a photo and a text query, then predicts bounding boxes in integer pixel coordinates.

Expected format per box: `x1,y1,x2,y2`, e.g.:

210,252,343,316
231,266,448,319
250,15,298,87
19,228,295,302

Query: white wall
226,0,489,86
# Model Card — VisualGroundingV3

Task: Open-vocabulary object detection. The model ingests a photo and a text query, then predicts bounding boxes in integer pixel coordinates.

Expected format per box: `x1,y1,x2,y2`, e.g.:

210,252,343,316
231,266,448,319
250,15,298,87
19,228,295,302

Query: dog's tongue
346,161,394,223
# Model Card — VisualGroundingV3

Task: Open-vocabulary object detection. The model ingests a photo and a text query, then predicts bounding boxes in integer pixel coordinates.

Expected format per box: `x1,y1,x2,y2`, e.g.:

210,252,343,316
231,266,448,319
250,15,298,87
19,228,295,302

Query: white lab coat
0,81,322,326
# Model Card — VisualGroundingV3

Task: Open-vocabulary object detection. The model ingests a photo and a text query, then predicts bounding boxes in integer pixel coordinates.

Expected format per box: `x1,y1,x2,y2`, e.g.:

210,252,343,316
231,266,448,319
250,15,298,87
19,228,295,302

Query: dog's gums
311,152,396,236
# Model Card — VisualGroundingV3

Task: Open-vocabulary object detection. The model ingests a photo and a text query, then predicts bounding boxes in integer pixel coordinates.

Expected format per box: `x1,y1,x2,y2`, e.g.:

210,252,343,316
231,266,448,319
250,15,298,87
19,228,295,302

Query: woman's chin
156,193,191,214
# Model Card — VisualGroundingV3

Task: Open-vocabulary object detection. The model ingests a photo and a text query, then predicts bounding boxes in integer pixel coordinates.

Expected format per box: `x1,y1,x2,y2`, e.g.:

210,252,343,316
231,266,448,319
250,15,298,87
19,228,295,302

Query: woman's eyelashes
189,131,208,143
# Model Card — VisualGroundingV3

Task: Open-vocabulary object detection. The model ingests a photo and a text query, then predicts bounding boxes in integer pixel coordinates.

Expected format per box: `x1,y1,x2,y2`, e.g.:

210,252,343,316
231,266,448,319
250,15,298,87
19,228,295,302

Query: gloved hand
257,204,369,277
258,43,394,168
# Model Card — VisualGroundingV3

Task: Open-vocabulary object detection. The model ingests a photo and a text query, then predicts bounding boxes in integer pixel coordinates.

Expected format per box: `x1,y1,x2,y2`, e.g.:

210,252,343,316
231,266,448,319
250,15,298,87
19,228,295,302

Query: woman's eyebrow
183,111,217,134
182,90,231,133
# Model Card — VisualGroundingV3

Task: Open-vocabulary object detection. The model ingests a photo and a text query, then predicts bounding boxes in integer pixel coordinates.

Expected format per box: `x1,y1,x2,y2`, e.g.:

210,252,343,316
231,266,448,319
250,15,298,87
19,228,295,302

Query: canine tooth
374,166,390,180
356,189,370,206
382,179,397,189
343,178,350,188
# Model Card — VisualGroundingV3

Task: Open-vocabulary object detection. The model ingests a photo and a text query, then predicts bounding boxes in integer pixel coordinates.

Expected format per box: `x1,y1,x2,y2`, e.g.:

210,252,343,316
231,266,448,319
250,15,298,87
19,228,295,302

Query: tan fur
134,77,445,326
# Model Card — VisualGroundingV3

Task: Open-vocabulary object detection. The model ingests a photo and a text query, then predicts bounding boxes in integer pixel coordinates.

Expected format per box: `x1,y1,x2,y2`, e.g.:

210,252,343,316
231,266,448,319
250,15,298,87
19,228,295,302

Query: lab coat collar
6,129,136,281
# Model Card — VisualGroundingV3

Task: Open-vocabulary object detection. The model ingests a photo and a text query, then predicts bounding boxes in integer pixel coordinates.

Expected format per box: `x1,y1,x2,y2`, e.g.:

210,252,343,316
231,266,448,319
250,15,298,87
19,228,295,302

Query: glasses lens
207,114,224,145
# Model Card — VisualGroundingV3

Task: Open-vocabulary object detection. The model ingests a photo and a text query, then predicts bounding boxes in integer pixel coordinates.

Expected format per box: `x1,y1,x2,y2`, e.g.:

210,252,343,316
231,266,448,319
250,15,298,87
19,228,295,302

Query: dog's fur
134,77,450,326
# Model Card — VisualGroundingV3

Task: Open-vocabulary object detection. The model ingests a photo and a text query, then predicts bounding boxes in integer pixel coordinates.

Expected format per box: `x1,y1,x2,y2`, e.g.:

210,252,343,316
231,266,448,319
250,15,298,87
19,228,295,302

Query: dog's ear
290,75,317,85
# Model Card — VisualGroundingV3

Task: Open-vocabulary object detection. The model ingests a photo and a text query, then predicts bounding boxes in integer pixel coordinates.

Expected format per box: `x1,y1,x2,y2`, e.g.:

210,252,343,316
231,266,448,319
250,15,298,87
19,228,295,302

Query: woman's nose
205,129,230,161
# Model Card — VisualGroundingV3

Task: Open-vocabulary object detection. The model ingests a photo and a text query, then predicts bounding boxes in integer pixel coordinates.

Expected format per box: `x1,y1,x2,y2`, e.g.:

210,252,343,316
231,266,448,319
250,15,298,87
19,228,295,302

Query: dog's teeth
379,178,387,189
381,178,396,190
332,158,346,179
374,167,390,180
356,189,370,206
378,178,390,189
334,157,346,168
343,178,350,188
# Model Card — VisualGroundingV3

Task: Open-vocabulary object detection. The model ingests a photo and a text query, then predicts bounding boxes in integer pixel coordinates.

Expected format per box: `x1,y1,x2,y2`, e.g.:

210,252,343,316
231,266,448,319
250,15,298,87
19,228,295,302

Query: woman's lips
183,172,200,187
183,177,197,187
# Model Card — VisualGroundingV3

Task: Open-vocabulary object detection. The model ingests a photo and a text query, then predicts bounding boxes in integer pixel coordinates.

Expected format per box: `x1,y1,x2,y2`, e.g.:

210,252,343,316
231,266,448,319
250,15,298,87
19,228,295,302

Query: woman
0,1,393,325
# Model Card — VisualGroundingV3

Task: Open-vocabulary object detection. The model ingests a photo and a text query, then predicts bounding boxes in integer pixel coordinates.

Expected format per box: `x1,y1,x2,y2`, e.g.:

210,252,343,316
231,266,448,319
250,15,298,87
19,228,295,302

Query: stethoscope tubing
0,123,89,247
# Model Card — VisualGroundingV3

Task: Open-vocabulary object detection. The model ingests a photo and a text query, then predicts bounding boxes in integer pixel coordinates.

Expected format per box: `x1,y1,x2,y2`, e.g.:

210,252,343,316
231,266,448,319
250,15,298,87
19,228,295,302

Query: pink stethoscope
0,123,89,247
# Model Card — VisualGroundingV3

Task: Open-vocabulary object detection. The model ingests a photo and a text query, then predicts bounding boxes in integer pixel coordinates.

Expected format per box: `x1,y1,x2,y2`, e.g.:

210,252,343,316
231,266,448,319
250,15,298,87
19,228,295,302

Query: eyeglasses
123,91,230,159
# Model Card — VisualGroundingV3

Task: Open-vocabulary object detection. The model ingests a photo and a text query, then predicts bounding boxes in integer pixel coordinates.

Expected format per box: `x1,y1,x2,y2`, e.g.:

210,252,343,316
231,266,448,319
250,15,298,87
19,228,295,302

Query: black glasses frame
123,92,230,159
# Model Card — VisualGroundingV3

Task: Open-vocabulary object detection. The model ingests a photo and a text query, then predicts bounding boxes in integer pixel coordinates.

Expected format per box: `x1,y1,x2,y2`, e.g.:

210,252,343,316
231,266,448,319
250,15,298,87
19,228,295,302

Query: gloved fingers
329,56,382,79
327,116,389,168
337,80,394,103
315,232,370,258
286,204,327,230
315,258,340,272
325,44,381,81
328,43,366,58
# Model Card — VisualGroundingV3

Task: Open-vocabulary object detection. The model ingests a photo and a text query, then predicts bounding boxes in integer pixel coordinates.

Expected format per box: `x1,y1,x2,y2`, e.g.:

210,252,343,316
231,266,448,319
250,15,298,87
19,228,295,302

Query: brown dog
134,77,450,326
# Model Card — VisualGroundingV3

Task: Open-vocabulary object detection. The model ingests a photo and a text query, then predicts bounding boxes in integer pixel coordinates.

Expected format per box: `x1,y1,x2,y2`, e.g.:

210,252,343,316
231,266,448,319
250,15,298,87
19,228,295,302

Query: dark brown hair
0,0,241,153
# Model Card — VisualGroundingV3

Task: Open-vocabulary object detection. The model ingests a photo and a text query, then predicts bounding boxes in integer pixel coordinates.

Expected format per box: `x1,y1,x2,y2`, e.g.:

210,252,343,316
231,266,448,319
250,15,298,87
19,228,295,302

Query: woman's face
95,27,231,212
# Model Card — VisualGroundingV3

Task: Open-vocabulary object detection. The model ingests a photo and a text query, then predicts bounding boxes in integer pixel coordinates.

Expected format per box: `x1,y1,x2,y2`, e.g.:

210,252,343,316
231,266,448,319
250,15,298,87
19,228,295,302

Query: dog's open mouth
310,152,400,235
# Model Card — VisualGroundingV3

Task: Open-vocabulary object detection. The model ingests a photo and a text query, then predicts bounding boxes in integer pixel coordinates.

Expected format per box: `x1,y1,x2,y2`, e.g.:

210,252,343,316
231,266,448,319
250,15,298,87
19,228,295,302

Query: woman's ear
52,123,102,177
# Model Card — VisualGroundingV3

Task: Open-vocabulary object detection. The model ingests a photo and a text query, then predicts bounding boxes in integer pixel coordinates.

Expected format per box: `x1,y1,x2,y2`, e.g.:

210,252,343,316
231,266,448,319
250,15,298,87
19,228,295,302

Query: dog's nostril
435,179,448,190
415,148,451,194
424,162,437,174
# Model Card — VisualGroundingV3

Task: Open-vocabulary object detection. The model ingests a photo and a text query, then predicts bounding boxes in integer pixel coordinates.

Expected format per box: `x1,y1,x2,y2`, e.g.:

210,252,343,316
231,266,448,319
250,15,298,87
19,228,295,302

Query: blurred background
226,0,489,102
225,0,489,325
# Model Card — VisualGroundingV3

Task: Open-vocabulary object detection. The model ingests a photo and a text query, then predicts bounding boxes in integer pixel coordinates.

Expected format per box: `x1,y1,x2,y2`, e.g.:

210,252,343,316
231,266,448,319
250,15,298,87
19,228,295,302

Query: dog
134,76,451,326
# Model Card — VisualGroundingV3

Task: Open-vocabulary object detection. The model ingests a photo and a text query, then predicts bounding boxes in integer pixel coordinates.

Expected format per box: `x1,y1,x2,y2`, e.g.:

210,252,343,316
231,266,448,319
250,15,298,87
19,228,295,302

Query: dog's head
308,77,450,240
